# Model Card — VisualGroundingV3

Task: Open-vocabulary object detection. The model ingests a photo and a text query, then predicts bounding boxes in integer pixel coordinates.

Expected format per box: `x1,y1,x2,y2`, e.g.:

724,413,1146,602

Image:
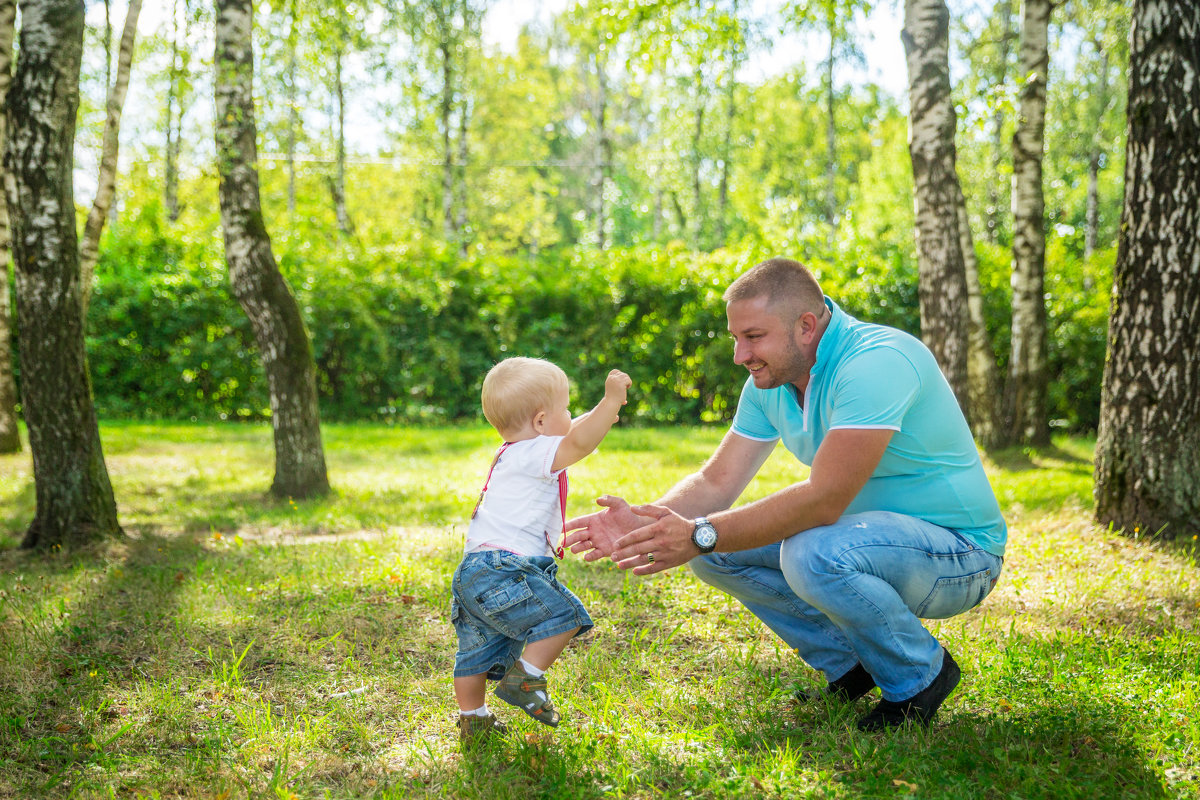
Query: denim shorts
450,549,593,678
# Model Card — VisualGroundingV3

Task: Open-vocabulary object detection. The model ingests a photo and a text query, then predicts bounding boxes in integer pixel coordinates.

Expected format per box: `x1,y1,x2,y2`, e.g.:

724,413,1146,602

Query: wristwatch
691,517,718,554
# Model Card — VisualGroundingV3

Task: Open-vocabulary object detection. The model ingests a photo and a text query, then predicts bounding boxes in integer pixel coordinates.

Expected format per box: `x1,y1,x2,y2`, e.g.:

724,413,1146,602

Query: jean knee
689,553,728,588
780,532,833,602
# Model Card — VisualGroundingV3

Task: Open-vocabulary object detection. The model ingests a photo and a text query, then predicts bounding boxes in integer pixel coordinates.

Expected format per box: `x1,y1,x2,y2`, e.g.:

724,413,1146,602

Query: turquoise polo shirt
730,299,1007,556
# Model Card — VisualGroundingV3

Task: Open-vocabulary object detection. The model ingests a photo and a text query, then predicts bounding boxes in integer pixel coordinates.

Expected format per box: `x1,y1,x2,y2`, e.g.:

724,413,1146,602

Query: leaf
893,779,918,792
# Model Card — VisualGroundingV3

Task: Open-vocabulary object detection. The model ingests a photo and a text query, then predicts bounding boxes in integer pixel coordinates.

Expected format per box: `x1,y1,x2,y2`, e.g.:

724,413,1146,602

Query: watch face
694,524,718,549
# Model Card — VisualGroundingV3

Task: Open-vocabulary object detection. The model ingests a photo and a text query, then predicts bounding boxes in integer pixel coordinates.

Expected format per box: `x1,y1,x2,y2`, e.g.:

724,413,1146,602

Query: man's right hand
564,495,654,561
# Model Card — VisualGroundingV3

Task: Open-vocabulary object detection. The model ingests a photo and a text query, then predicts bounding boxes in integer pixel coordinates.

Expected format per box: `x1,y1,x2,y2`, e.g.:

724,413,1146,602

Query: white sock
519,658,546,677
460,704,489,717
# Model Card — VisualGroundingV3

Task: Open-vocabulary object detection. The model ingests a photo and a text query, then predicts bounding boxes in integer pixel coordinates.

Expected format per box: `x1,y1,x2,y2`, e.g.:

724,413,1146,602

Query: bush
83,211,1111,431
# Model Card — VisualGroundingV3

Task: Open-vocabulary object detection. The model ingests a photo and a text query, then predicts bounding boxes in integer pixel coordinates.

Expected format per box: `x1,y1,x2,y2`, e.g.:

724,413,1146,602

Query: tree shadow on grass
987,441,1092,471
720,692,1173,799
0,532,225,797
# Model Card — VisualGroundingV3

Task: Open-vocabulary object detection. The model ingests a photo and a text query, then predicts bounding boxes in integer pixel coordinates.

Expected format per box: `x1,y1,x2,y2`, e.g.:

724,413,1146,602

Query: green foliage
85,186,1112,430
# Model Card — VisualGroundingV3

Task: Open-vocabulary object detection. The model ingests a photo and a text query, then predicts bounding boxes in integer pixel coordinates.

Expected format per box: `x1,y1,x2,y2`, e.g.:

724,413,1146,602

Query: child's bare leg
454,673,488,712
521,626,580,671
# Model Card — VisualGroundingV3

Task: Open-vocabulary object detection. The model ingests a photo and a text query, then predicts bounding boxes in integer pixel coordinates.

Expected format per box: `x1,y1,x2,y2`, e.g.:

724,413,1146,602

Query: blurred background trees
3,0,1134,435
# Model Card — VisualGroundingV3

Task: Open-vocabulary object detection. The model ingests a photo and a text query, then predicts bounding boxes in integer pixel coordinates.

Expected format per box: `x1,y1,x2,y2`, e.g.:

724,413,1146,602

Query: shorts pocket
450,598,486,650
916,567,994,619
476,575,550,638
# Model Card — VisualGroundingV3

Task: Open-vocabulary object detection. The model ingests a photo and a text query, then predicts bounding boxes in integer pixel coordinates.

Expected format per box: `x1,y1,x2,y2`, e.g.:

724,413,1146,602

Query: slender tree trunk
690,71,705,246
454,94,469,254
214,0,330,499
717,40,737,245
79,0,141,320
285,0,298,215
956,181,1002,446
164,0,184,223
0,0,19,454
331,43,353,236
1008,0,1051,445
825,9,837,233
7,0,122,548
986,0,1014,243
902,0,971,413
594,53,608,250
1084,45,1109,262
438,34,455,241
1094,0,1200,540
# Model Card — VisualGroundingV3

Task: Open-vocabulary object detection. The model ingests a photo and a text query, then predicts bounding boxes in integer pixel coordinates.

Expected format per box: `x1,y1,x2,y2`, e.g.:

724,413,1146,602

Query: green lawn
1,423,1197,799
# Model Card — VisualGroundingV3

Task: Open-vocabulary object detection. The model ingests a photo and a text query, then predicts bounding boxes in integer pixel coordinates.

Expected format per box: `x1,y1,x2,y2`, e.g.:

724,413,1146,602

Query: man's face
726,295,811,390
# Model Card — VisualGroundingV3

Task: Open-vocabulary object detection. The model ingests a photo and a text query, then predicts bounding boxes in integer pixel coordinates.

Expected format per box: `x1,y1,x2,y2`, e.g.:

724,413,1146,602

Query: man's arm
612,427,893,573
563,430,775,559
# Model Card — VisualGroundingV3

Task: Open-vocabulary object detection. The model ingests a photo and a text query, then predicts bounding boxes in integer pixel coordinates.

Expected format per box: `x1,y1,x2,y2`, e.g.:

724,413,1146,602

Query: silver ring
647,552,655,564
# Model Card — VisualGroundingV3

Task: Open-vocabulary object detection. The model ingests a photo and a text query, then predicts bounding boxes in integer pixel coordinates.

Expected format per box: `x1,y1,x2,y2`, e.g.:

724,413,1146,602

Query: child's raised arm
551,370,631,471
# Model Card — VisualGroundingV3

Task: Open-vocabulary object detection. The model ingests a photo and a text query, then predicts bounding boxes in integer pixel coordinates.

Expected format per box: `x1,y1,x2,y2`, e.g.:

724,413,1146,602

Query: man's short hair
723,258,825,319
481,357,569,439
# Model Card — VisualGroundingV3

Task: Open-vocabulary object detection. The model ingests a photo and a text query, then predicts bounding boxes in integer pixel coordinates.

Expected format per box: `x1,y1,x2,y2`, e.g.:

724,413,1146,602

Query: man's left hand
612,504,700,575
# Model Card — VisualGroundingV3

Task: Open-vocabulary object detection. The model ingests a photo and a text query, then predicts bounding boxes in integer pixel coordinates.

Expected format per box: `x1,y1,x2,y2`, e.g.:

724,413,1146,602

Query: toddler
451,357,631,743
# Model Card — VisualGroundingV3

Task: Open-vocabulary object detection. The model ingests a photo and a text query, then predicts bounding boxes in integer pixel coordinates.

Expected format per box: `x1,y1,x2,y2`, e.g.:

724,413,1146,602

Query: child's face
542,383,572,437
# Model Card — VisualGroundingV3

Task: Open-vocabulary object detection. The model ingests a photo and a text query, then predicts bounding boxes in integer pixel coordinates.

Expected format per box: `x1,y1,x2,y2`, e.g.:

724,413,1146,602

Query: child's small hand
605,370,632,405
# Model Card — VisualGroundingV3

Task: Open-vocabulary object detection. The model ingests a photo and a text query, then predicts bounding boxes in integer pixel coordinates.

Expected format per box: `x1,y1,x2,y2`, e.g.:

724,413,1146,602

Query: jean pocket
476,575,550,638
916,567,994,619
450,598,486,650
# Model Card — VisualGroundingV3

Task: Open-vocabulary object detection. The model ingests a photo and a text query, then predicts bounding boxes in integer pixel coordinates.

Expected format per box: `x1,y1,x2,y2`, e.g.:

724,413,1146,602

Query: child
451,357,631,744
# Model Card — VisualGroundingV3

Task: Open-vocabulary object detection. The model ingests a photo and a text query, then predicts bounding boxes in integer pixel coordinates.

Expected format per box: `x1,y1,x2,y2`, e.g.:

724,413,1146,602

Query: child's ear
532,410,547,433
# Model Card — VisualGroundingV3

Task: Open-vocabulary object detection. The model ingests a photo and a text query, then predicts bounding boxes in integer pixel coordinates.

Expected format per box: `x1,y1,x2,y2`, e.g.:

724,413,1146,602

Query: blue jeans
690,511,1002,701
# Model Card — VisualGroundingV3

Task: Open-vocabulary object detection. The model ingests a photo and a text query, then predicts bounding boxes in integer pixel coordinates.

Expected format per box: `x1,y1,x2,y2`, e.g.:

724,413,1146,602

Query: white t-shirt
464,435,566,557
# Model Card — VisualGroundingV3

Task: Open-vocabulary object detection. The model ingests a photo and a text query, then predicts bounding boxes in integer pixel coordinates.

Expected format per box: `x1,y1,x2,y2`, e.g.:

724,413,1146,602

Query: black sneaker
795,662,877,703
857,648,960,731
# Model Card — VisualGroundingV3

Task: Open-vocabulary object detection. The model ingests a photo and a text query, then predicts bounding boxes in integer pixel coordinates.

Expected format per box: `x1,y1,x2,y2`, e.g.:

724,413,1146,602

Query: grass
0,422,1198,799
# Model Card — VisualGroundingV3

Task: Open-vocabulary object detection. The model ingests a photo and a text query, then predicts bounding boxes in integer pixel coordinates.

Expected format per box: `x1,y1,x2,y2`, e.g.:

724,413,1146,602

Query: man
564,258,1006,731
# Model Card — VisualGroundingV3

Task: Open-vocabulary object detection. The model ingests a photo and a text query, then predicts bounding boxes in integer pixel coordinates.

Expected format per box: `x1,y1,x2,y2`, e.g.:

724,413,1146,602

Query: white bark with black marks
902,0,971,413
6,0,122,548
1094,0,1200,540
0,0,19,454
215,0,330,499
80,0,141,319
1008,0,1051,445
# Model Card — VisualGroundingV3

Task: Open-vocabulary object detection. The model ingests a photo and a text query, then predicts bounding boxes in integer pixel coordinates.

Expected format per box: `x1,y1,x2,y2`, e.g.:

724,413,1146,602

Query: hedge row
76,223,1110,430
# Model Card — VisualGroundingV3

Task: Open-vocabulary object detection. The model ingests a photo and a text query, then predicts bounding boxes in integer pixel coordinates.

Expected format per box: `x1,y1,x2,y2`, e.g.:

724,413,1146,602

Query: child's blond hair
481,357,569,439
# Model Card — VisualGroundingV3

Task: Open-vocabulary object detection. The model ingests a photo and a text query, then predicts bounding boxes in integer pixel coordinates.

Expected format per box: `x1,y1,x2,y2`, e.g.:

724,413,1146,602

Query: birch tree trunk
824,8,837,232
438,30,455,241
1084,45,1109,262
214,0,330,499
689,70,706,245
956,181,1002,447
6,0,122,548
0,0,18,454
285,0,298,216
1008,0,1051,445
902,0,970,412
986,0,1014,243
594,53,608,250
1094,0,1200,541
79,0,141,319
164,0,185,223
331,43,354,236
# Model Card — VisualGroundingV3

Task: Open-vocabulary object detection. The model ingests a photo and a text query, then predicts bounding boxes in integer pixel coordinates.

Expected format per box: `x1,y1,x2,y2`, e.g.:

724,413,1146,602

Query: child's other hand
605,370,632,405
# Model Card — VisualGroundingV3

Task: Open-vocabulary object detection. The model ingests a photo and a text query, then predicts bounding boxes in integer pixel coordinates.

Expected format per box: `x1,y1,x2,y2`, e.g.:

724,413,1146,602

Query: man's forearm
655,471,739,520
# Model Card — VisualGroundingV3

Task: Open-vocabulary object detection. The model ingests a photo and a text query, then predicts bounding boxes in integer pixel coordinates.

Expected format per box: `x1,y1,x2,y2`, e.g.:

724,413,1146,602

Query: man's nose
733,340,749,364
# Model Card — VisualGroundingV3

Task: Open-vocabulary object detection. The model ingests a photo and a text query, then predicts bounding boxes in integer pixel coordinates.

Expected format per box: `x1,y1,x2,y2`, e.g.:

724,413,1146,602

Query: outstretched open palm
564,495,654,561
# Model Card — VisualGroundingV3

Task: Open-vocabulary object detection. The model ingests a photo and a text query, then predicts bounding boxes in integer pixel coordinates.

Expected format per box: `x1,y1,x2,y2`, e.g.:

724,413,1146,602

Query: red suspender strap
471,443,511,521
553,470,568,559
